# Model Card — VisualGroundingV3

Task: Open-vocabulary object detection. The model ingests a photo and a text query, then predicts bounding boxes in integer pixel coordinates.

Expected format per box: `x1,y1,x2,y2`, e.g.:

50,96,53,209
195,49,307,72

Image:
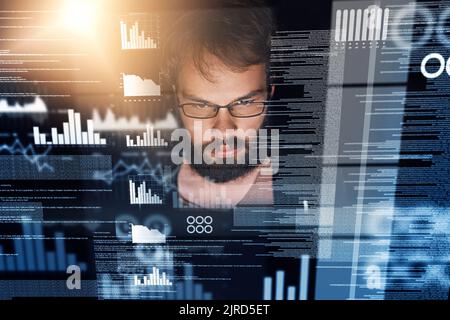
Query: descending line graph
122,73,161,97
0,138,53,172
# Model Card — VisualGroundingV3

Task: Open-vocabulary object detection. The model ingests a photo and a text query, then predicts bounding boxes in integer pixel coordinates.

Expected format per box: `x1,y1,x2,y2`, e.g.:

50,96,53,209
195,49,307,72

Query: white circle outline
204,216,213,224
195,216,205,225
204,225,213,234
195,225,205,234
392,5,433,48
421,53,445,79
187,225,196,234
186,216,195,224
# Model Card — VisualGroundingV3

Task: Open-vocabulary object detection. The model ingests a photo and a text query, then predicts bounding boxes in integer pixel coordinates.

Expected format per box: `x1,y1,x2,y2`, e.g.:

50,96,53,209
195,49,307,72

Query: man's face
176,54,270,182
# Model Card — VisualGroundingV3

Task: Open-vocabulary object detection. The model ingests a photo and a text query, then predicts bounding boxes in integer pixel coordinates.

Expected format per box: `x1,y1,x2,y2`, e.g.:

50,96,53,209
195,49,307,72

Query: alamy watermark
66,264,81,290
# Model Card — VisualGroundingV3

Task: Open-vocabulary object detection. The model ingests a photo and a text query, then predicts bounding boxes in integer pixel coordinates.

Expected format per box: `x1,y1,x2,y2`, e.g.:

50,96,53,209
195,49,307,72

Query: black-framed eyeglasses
178,95,268,119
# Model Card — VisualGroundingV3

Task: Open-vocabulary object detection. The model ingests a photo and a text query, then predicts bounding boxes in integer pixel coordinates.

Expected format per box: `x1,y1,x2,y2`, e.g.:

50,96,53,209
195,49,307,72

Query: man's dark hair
163,0,275,84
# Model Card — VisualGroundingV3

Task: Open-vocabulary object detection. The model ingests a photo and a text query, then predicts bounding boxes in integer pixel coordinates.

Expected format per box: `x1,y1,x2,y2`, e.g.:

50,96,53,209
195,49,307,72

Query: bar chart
134,266,172,286
167,264,213,300
100,263,213,300
126,125,168,147
334,6,390,42
120,14,159,50
129,176,164,205
0,223,87,272
33,109,106,145
263,255,310,300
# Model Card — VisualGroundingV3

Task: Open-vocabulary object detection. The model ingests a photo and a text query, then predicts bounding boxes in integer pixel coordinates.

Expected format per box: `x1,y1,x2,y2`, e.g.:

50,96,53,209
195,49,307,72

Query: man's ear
270,85,275,98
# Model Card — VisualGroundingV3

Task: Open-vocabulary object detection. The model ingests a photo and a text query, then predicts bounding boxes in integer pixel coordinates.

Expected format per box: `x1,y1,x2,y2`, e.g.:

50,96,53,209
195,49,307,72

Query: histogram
262,255,310,300
120,20,158,49
126,125,168,147
33,109,106,145
0,223,87,272
129,177,163,205
134,266,172,286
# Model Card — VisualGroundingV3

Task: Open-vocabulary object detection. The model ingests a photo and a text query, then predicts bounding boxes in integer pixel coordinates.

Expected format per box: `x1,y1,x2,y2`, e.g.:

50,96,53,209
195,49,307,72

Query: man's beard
187,113,271,183
190,136,259,183
191,163,256,183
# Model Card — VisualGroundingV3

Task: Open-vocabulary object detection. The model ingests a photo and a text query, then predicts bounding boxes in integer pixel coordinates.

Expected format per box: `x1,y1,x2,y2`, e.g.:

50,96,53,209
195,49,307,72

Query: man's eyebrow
231,89,266,102
181,89,266,104
180,92,211,104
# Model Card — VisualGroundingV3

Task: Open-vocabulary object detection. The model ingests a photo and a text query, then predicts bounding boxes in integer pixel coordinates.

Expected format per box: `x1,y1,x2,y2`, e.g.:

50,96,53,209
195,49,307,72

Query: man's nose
213,107,237,131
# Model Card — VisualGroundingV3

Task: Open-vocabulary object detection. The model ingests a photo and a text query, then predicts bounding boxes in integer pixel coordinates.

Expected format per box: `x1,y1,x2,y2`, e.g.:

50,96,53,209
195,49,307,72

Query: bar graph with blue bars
263,255,310,300
0,223,87,272
162,264,213,300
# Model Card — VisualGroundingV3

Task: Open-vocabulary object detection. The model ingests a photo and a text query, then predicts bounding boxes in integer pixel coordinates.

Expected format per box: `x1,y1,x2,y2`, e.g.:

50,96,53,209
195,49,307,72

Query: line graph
93,155,175,191
0,137,53,172
0,137,111,180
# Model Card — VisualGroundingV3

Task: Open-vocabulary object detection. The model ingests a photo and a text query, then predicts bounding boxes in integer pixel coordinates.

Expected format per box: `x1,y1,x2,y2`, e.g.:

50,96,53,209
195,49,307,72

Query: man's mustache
201,134,249,149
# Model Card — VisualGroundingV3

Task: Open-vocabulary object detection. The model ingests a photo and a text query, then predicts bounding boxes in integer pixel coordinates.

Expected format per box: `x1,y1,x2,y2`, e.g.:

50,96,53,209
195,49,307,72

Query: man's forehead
177,57,267,103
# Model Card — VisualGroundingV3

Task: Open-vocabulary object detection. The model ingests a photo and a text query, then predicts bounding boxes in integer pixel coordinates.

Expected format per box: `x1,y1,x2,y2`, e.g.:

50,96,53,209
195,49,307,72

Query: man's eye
237,100,254,106
194,104,209,109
